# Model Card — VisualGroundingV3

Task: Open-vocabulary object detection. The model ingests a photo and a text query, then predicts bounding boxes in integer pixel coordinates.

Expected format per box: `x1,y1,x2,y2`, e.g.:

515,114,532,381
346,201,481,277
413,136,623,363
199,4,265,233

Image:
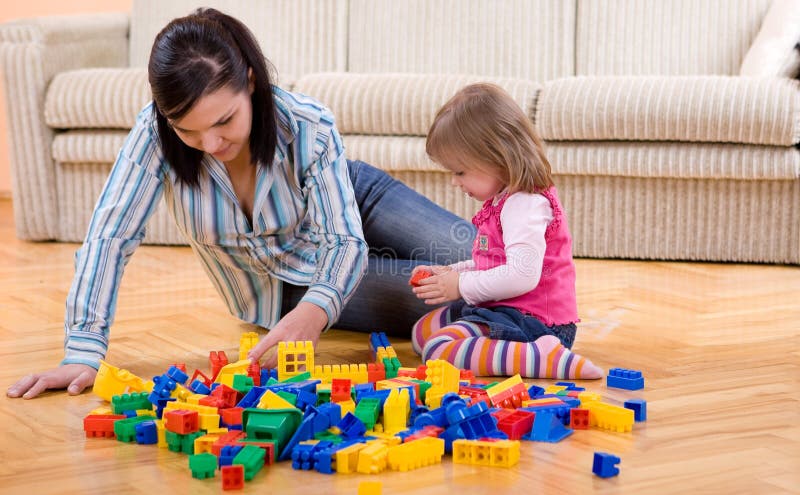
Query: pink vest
471,187,578,326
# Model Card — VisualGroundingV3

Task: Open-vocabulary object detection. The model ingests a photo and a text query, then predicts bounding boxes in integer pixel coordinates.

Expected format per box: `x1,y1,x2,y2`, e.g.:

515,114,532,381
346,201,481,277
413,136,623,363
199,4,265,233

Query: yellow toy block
214,359,251,386
336,398,356,417
257,390,297,409
278,341,315,381
356,441,389,474
164,400,218,416
382,388,410,434
577,391,602,404
239,331,259,361
205,426,229,435
452,439,520,468
585,401,634,433
194,433,223,454
425,390,445,409
92,360,151,401
335,443,367,473
375,346,397,361
88,405,114,415
186,393,210,405
425,359,460,395
521,397,565,408
386,437,445,471
155,420,167,448
358,481,383,495
485,374,525,400
366,431,401,445
312,363,369,384
544,385,568,394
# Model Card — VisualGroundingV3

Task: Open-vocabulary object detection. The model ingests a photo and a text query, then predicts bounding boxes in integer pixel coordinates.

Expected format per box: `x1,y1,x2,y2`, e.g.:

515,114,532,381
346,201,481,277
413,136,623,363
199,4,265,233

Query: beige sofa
1,0,798,263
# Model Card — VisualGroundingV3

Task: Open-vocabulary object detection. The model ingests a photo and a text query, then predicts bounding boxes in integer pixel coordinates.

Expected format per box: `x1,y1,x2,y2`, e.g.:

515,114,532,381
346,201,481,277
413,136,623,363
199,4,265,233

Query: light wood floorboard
0,198,797,494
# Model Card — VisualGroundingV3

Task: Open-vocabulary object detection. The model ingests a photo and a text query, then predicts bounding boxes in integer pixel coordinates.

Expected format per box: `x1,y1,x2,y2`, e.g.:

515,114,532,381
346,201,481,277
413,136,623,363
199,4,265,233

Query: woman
7,8,474,399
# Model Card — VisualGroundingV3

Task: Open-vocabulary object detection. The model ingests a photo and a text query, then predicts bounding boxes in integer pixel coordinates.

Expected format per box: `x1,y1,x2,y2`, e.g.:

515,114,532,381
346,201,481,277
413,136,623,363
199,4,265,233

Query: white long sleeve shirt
62,87,368,368
452,192,553,305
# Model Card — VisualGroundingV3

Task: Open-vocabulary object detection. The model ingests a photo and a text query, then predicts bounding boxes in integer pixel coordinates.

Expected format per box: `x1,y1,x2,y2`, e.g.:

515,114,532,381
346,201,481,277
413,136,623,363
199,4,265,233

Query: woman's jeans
281,159,476,336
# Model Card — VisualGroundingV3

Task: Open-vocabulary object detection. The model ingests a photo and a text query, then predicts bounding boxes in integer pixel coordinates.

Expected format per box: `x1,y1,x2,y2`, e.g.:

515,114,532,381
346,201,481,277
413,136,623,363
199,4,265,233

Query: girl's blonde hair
426,83,553,194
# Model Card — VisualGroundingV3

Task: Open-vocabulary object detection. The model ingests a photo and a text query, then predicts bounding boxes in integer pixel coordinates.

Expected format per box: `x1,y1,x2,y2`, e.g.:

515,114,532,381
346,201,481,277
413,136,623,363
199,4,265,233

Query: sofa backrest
129,0,348,82
348,0,576,81
575,0,773,75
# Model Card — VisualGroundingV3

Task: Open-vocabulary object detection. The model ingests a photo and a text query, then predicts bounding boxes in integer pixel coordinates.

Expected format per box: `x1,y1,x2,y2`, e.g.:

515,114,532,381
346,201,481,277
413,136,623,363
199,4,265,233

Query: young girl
410,83,603,379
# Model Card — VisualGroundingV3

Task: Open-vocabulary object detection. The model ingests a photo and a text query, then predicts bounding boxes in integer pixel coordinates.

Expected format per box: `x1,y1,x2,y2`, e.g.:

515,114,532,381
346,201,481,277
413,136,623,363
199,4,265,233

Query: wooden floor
0,197,798,495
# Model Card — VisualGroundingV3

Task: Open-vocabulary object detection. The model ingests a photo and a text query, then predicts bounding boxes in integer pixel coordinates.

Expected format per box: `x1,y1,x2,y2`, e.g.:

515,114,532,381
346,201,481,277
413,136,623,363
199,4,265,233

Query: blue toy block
236,386,266,409
279,409,318,461
166,365,189,384
291,441,334,470
134,420,158,444
337,412,367,439
219,445,244,467
624,399,647,421
527,384,545,398
593,452,621,478
189,379,211,395
445,400,500,440
313,403,342,433
525,411,573,442
606,368,645,390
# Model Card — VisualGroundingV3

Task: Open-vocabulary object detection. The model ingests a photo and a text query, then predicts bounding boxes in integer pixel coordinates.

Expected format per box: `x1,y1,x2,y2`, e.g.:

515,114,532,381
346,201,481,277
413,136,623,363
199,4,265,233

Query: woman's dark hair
148,8,277,185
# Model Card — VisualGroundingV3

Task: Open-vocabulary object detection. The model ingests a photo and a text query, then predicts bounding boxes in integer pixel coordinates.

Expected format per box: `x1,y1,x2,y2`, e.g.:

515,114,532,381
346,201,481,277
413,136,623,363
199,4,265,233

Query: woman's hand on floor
247,301,328,369
6,364,98,399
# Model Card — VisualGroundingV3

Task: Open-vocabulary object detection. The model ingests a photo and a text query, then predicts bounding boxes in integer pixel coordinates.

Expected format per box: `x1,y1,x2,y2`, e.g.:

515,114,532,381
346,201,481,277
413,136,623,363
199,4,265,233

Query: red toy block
570,408,590,430
489,382,530,408
212,430,247,456
170,363,187,373
210,350,229,381
237,441,276,464
408,267,433,287
164,409,199,434
367,363,386,383
330,378,352,403
221,464,244,490
459,385,491,406
459,369,475,382
199,395,227,408
402,425,444,442
496,409,535,440
83,414,126,438
210,384,239,408
246,363,261,386
220,407,244,427
190,369,213,388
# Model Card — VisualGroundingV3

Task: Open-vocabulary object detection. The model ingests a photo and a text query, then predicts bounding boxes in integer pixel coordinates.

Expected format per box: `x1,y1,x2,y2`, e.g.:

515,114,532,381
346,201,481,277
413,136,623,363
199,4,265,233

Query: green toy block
282,371,312,383
354,397,381,430
113,415,156,442
189,452,218,479
382,357,401,379
165,430,183,452
314,431,344,443
232,374,254,394
242,408,302,454
316,389,331,405
111,392,152,414
181,431,207,454
233,444,266,481
276,390,297,406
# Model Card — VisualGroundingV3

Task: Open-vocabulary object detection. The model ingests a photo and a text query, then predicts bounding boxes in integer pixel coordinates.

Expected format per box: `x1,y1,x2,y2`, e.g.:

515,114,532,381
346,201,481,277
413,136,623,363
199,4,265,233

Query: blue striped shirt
62,87,368,369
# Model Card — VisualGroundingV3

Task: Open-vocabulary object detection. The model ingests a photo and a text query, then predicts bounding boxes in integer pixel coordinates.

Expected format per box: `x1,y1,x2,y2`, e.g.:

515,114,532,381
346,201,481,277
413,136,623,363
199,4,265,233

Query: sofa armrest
0,12,129,240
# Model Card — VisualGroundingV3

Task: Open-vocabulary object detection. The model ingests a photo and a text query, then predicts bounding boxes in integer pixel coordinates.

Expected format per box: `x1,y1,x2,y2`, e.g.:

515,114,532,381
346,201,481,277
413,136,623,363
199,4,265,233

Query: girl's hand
412,265,461,305
247,301,328,369
6,364,98,399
